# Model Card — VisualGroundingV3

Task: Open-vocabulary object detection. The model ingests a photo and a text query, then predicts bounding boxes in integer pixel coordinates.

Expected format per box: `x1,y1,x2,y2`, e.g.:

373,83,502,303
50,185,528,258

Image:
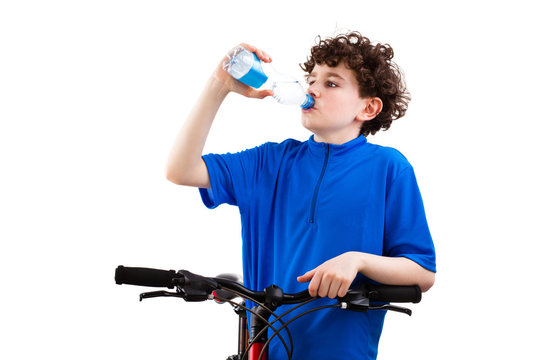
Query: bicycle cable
217,286,294,360
245,296,319,360
212,294,292,360
258,304,342,360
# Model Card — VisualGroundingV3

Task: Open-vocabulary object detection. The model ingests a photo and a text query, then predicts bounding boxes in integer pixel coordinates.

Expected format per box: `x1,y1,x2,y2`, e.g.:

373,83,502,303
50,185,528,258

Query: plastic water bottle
223,46,315,110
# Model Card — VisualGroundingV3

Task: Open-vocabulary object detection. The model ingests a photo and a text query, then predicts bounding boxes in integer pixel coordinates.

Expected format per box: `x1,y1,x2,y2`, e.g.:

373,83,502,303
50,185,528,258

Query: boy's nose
308,84,321,98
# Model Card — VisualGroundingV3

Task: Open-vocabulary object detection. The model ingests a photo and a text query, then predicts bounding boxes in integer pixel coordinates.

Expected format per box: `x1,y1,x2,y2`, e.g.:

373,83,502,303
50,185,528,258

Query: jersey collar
307,134,367,159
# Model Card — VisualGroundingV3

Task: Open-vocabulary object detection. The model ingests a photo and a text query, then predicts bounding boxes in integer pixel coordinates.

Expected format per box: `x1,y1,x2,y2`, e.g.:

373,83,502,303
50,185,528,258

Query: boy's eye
306,80,337,88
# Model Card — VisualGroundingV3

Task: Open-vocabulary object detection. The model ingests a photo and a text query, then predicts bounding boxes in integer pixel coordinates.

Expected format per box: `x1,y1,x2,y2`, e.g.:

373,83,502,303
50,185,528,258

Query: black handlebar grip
367,285,422,303
115,266,177,289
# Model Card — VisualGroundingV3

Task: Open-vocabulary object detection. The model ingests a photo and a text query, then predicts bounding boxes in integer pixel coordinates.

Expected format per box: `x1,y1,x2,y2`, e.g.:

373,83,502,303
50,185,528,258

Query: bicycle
115,265,422,360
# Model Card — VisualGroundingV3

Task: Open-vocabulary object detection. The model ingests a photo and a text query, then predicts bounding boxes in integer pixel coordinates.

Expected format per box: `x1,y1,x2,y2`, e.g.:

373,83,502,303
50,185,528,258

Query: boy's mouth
302,106,317,113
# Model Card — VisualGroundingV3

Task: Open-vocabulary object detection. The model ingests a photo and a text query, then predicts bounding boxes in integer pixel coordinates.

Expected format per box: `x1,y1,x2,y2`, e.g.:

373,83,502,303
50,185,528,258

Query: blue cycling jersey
199,135,436,360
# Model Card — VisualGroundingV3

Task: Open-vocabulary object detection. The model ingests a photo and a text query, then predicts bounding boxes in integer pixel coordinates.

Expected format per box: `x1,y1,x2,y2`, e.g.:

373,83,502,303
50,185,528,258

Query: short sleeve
383,166,436,272
199,145,264,211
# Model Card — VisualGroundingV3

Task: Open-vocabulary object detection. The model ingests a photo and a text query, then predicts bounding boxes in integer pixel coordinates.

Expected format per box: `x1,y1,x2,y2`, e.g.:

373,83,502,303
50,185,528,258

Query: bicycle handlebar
115,266,177,288
115,265,422,360
115,265,421,304
367,284,421,303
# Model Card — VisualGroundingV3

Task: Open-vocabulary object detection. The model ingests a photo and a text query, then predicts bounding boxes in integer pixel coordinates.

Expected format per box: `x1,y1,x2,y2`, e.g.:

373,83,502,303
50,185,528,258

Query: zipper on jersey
309,144,330,224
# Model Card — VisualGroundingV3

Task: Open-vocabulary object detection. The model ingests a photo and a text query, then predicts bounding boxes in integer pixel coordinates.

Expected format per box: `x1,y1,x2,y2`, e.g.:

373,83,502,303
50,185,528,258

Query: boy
166,32,436,360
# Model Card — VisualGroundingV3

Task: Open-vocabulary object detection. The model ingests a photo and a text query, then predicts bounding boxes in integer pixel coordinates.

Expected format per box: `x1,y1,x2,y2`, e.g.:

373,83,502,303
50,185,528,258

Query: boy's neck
312,132,360,145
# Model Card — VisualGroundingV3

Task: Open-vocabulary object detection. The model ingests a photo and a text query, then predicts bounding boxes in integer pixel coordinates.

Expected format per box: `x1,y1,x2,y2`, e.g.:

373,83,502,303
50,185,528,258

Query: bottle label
238,53,268,89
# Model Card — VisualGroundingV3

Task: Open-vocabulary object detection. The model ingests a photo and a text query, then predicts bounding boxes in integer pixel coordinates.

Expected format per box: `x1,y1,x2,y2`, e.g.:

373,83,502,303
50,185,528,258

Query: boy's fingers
258,50,272,62
239,43,272,62
246,88,273,99
308,271,322,297
231,78,272,99
297,269,315,282
240,42,256,52
328,280,342,299
338,282,350,298
260,89,274,98
317,274,333,298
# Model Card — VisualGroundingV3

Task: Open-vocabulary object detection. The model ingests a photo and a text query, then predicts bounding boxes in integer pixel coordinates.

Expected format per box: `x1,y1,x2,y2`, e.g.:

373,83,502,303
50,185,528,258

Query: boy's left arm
297,251,435,298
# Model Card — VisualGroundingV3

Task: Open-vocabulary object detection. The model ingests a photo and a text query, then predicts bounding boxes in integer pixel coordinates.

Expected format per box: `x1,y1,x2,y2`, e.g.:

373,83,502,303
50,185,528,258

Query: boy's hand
297,252,361,299
212,43,274,99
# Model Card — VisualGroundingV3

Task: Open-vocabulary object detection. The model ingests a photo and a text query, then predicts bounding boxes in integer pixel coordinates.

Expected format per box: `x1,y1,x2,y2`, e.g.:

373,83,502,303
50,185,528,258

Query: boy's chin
301,117,320,133
301,123,319,135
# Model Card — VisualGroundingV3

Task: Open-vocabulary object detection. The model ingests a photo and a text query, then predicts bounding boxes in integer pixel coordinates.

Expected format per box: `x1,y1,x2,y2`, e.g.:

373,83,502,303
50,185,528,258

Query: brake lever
369,304,412,316
139,290,185,301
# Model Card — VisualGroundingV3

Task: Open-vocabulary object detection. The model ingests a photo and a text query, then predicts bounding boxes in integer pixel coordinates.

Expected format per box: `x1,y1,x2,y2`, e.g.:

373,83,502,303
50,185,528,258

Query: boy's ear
356,97,383,122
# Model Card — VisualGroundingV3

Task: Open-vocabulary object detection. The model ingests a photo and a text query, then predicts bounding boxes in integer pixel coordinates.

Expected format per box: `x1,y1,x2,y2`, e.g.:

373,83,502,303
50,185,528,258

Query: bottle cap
301,94,315,109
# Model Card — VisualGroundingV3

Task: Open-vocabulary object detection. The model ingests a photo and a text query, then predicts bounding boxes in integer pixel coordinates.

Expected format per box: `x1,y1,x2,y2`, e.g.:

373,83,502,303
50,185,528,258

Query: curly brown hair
300,32,411,137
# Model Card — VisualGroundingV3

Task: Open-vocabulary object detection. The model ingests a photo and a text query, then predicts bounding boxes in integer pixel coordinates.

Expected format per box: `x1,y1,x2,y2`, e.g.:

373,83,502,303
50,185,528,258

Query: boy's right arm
165,44,273,188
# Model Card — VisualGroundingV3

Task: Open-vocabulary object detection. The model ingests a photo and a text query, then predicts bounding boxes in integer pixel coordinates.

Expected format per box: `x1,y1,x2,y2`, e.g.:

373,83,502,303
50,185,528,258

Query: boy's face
302,62,371,143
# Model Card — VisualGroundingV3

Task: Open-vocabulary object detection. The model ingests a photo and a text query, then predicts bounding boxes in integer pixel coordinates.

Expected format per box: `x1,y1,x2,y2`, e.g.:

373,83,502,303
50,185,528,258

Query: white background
1,0,539,359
